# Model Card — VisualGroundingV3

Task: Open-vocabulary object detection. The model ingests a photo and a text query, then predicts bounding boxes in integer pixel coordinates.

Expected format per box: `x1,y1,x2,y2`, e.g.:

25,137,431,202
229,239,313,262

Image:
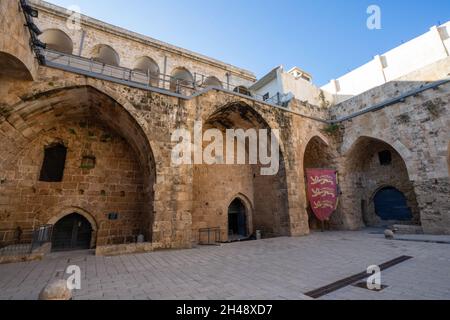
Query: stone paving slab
0,230,449,300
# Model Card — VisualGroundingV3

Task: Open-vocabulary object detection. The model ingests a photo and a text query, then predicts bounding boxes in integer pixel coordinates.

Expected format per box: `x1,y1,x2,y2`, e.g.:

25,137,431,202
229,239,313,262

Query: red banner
306,169,338,221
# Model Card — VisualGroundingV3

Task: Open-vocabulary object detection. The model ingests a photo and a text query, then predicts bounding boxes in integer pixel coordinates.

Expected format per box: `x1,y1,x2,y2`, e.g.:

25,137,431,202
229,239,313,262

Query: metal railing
41,49,290,107
198,227,221,245
0,225,53,256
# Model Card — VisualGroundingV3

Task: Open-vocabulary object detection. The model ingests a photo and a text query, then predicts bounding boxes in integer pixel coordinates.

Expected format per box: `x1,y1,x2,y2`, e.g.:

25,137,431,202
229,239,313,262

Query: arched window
133,56,160,86
203,76,223,88
90,44,120,66
233,86,252,97
39,29,73,54
170,67,194,92
39,143,67,182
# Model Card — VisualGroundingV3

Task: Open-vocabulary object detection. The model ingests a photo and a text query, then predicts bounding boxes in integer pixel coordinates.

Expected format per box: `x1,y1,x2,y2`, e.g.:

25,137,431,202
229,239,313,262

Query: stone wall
334,73,450,234
1,0,450,255
0,120,149,246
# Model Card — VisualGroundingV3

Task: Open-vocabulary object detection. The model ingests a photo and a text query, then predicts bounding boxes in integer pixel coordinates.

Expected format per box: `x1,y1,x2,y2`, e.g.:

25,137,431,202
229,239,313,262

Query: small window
301,75,311,82
263,93,270,101
378,150,392,166
39,143,67,182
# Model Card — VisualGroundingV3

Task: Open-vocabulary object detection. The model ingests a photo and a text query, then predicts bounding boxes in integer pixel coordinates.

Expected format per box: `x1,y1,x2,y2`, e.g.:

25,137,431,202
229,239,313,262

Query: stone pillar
152,165,193,249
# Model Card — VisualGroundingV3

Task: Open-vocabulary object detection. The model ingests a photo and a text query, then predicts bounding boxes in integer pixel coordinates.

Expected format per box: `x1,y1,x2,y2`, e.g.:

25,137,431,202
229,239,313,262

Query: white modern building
251,21,450,107
249,66,331,107
321,21,450,103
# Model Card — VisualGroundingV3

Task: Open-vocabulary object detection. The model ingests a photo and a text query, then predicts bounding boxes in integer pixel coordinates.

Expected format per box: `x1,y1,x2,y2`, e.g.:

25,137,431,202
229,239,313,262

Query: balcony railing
41,49,290,107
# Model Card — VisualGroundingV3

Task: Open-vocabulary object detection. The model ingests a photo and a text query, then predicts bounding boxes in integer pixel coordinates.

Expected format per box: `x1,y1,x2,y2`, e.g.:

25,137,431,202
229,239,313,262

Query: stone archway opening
52,213,93,251
192,102,290,242
203,76,223,88
170,67,194,92
133,56,160,86
39,29,73,54
90,44,120,66
303,135,336,231
0,86,156,247
343,136,419,228
228,198,248,240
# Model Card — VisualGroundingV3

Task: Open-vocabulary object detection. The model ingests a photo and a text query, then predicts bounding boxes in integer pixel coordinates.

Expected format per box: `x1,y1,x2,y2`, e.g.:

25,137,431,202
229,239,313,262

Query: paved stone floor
0,229,449,300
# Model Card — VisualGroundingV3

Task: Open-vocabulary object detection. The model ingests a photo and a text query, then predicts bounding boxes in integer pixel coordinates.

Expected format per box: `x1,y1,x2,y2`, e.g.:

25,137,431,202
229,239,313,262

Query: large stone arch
191,101,291,241
340,135,420,229
342,135,416,180
1,78,164,175
0,84,158,246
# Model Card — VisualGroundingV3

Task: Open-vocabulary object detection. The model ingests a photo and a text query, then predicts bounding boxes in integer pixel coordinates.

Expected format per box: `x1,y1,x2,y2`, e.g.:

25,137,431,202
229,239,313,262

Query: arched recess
203,76,223,88
90,44,120,66
192,102,290,242
170,67,194,92
133,56,160,86
39,29,73,54
302,135,337,230
342,136,420,228
0,85,156,247
0,51,33,80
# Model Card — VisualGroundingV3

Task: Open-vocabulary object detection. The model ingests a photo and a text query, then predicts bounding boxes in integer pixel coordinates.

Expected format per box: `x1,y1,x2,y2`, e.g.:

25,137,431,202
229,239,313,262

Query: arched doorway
228,199,247,240
52,213,93,251
374,187,413,221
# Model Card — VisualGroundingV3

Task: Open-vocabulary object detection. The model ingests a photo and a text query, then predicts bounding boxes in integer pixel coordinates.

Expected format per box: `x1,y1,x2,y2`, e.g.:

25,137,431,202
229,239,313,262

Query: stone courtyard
1,0,450,301
1,230,449,300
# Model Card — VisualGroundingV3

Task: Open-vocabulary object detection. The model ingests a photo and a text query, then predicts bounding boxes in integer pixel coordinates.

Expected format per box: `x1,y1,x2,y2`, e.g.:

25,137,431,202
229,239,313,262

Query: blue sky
45,0,450,86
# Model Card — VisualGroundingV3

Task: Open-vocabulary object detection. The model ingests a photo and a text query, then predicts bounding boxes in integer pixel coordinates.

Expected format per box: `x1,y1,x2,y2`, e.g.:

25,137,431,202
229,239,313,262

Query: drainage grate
353,281,388,292
304,255,412,299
